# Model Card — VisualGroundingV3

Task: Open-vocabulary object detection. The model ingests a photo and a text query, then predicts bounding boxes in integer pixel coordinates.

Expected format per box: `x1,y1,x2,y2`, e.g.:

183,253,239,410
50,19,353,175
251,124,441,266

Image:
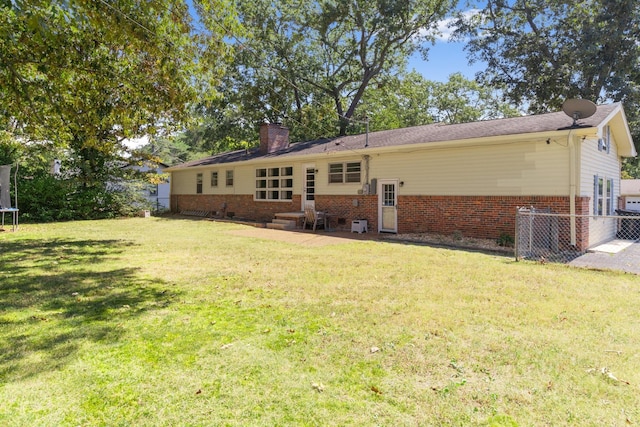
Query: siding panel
370,139,570,196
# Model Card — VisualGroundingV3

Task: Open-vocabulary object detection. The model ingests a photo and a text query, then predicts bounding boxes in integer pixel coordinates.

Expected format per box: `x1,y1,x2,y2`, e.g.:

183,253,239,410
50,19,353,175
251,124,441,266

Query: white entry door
378,179,398,232
302,164,316,210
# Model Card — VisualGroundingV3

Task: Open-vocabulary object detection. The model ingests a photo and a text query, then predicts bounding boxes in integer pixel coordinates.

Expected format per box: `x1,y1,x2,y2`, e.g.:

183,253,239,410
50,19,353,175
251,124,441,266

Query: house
621,179,640,211
166,102,635,250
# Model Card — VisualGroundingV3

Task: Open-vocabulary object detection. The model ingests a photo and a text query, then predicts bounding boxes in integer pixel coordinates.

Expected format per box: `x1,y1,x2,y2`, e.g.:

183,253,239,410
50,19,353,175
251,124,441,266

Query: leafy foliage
200,0,457,138
356,71,519,132
0,0,237,217
455,0,640,111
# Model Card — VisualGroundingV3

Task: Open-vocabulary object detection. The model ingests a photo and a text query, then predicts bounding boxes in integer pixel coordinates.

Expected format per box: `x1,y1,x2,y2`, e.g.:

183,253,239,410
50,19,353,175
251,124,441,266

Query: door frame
302,163,316,211
378,179,398,233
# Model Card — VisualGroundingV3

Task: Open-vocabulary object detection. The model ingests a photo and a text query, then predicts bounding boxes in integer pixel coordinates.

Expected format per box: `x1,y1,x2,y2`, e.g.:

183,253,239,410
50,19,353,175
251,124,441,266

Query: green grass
1,217,639,426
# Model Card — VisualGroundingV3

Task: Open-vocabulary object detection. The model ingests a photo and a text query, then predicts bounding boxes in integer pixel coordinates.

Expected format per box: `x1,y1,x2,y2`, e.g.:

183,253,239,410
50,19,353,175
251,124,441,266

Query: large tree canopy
0,0,237,219
455,0,640,112
0,0,235,153
356,71,519,131
207,0,457,137
454,0,640,174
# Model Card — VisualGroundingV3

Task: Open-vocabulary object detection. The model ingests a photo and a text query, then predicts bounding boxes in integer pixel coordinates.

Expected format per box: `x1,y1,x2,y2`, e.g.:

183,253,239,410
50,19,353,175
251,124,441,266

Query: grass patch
1,217,639,426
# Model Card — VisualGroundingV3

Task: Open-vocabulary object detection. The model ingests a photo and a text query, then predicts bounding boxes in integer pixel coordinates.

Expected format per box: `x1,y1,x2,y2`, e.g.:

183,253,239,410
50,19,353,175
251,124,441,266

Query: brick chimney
259,123,289,154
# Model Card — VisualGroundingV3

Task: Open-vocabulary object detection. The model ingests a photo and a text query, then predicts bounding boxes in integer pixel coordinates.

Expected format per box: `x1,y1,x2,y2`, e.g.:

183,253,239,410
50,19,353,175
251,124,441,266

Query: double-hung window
226,170,234,187
211,171,218,187
598,125,611,153
594,175,614,216
196,173,203,194
328,161,361,184
255,166,293,200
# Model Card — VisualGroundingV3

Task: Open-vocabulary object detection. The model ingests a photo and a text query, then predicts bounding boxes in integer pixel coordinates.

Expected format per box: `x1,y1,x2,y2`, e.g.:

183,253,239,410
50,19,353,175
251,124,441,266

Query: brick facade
172,193,591,244
173,194,302,222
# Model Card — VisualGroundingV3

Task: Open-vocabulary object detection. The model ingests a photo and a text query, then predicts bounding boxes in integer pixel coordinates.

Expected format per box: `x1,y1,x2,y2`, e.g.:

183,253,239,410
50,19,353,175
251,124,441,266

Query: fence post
514,207,520,261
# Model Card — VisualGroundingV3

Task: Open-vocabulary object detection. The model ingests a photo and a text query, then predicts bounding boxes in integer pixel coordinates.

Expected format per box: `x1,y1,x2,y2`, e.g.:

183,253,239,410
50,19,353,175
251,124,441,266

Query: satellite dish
562,99,597,127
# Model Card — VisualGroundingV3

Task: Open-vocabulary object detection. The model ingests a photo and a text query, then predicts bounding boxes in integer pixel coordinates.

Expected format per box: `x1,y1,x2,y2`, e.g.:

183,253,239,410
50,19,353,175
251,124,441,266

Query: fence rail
515,207,640,264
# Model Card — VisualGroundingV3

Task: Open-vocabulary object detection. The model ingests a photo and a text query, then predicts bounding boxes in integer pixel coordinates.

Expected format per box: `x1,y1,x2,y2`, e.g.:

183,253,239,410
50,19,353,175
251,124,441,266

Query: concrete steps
266,218,297,230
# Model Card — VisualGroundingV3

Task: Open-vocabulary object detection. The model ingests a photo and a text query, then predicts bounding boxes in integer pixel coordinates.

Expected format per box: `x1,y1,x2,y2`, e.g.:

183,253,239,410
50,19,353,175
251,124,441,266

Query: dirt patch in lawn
382,232,514,255
225,225,513,254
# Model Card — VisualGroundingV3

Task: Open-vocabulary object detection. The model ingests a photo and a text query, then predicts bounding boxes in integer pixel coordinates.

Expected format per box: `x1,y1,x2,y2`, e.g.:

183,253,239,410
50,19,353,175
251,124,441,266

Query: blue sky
406,8,486,83
186,1,484,84
408,41,484,82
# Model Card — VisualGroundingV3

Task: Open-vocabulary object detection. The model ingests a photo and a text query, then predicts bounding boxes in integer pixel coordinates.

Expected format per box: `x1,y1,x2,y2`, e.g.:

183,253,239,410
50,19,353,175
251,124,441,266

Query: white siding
171,139,577,198
579,136,620,200
370,139,570,196
579,135,622,246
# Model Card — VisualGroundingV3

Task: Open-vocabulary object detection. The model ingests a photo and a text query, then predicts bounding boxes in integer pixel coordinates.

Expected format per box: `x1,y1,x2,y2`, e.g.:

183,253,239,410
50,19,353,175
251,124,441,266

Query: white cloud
123,135,150,149
421,9,480,42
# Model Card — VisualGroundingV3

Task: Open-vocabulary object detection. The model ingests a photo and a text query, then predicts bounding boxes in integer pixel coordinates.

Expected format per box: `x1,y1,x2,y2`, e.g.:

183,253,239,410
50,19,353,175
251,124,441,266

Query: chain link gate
515,207,640,263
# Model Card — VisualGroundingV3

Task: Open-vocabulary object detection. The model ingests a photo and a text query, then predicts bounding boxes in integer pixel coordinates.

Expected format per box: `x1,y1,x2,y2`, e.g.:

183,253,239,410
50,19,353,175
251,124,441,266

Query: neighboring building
125,162,171,211
166,103,635,250
621,179,640,211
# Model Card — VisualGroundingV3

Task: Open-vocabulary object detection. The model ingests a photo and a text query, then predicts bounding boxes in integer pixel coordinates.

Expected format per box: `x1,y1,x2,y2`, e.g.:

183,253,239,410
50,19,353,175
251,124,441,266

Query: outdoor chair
0,164,19,231
303,206,325,231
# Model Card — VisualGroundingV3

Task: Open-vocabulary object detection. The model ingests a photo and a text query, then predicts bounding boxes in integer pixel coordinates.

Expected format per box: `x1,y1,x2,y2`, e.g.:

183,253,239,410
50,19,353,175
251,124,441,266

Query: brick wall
172,194,302,222
397,195,580,238
171,193,591,243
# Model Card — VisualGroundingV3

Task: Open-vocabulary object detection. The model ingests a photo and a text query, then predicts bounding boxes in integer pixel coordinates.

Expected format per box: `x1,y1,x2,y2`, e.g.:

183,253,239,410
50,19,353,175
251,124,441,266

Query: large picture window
255,166,293,200
329,161,361,184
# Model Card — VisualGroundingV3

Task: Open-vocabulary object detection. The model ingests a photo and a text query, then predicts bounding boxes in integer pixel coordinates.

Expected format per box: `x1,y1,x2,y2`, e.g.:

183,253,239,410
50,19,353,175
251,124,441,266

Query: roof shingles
169,103,619,170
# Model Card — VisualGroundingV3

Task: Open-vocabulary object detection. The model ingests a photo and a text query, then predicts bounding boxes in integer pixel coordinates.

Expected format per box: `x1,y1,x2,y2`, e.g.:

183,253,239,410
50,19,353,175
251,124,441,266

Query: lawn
1,217,638,426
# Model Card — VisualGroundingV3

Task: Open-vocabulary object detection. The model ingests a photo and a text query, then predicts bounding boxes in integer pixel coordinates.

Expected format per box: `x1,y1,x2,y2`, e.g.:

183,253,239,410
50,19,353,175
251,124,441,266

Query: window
594,175,614,216
598,125,611,153
255,166,293,200
329,161,361,184
196,173,203,194
211,171,218,187
226,170,234,187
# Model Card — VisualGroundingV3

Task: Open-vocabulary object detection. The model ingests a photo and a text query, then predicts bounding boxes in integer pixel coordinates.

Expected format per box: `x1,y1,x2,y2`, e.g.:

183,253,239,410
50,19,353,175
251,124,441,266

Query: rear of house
167,103,635,250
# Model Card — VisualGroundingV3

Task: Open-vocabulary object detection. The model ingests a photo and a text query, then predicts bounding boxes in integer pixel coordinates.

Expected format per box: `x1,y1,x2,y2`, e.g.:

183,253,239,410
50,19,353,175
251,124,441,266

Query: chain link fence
515,207,640,263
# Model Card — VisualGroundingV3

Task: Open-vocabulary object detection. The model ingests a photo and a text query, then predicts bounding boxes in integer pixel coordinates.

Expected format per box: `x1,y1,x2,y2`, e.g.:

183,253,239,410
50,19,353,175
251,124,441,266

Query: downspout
363,154,370,193
170,171,176,213
568,129,577,245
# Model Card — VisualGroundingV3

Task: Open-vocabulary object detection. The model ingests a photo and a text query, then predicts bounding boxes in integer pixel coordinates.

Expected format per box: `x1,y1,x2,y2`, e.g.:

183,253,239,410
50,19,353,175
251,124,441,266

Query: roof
167,103,633,171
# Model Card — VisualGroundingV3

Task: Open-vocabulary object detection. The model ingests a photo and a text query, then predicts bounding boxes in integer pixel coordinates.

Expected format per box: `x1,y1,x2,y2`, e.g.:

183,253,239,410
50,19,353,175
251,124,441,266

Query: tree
206,0,457,138
0,0,237,216
354,71,519,133
455,0,640,111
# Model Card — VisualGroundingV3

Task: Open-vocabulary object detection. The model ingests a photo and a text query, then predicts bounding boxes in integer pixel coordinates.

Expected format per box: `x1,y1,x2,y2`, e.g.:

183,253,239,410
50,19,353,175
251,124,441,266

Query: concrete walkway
569,240,640,275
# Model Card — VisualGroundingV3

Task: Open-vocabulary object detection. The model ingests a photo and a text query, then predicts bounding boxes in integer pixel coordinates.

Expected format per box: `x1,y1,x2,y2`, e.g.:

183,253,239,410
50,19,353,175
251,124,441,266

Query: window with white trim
226,170,234,187
594,175,614,216
196,173,203,194
255,166,293,200
598,125,611,153
328,161,361,184
211,171,218,187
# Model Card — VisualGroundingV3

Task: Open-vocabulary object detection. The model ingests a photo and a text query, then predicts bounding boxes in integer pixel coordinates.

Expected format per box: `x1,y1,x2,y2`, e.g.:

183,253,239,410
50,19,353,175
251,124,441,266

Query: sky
407,9,486,83
408,41,484,83
185,1,484,84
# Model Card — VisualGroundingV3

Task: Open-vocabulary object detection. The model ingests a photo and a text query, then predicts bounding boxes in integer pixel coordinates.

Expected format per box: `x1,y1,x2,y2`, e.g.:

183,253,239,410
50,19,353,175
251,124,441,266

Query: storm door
378,179,398,232
302,164,316,210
